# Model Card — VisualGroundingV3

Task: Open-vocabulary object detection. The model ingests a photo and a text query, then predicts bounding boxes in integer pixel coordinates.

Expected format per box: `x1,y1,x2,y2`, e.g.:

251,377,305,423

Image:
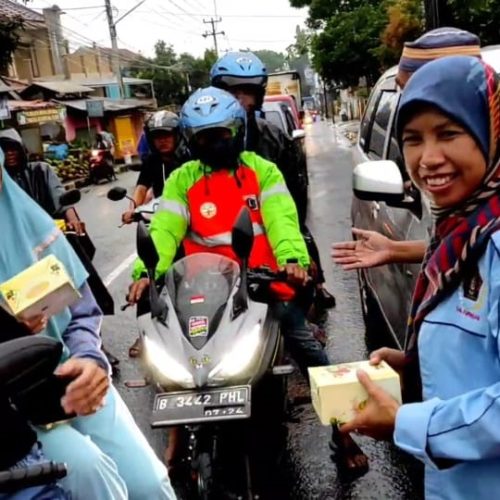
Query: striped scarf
403,61,500,398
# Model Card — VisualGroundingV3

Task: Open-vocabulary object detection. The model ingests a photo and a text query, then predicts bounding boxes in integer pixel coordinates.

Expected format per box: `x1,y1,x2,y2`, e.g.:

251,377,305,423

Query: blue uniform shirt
395,231,500,499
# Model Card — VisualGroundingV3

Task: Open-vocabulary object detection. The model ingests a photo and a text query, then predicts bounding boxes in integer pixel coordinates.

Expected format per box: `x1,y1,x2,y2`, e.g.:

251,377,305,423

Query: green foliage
310,3,387,87
135,43,218,107
253,50,286,72
0,15,24,75
445,0,500,46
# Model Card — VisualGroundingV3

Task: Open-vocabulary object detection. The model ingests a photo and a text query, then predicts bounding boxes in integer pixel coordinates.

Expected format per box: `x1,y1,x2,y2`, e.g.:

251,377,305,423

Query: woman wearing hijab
0,158,176,499
340,56,500,498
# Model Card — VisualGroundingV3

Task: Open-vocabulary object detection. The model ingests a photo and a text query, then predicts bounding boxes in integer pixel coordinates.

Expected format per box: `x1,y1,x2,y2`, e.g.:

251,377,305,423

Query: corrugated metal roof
70,76,152,87
0,0,44,22
27,81,93,95
54,98,154,113
8,100,59,111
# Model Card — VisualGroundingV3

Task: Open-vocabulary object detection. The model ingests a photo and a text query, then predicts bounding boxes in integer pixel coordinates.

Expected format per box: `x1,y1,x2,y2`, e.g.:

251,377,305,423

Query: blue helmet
180,86,246,143
210,51,268,91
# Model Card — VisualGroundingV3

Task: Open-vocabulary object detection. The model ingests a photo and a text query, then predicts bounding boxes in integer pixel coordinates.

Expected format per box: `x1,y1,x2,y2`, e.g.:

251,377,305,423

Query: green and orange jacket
132,151,309,280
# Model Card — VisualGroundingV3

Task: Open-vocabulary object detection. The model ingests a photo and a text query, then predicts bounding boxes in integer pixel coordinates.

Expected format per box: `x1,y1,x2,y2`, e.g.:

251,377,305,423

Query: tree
253,50,286,72
0,15,24,75
135,43,218,106
444,0,500,46
377,0,424,66
310,3,387,87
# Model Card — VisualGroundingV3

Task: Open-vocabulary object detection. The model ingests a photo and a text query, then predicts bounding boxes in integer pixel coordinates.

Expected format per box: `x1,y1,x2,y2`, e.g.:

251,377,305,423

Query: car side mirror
136,221,159,274
292,129,305,140
59,189,80,206
353,161,404,203
107,187,128,202
231,207,254,262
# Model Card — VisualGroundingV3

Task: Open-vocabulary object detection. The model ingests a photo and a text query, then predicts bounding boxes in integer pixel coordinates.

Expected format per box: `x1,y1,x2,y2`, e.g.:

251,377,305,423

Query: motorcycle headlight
208,324,261,379
143,336,194,387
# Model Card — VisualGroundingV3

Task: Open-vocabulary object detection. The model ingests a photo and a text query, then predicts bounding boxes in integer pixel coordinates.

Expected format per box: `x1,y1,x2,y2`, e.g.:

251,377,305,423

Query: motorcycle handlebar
0,462,67,492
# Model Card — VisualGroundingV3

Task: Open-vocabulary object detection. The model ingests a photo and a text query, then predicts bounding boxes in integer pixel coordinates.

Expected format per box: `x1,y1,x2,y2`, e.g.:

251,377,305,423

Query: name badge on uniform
245,195,259,211
463,264,483,302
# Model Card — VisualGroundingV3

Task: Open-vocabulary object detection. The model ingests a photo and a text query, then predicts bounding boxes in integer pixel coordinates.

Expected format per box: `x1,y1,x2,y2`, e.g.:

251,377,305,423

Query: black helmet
144,111,180,151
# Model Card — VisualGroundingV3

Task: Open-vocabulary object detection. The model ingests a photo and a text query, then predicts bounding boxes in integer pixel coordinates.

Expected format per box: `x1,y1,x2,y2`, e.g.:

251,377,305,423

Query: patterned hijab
396,56,500,364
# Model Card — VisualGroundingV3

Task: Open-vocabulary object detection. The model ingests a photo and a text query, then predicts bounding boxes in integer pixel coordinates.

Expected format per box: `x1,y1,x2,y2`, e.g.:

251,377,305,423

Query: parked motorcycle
136,208,294,499
89,148,116,185
0,336,71,495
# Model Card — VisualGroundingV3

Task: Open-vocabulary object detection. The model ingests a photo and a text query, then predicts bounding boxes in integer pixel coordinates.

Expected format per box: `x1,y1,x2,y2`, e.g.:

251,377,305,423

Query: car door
352,75,412,347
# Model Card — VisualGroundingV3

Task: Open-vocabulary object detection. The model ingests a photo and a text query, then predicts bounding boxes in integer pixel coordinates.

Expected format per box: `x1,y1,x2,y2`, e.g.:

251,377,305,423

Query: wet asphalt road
76,120,423,499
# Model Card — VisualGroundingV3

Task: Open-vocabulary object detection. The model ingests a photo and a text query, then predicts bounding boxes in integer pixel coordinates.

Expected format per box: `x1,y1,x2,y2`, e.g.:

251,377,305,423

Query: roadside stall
8,100,66,155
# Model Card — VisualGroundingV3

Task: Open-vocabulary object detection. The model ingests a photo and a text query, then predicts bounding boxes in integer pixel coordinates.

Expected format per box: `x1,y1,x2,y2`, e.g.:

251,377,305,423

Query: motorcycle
135,208,294,499
0,335,72,495
89,148,116,185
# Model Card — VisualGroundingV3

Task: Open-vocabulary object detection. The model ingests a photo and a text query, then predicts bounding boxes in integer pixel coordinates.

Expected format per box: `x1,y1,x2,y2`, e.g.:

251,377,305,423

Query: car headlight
143,336,194,387
208,324,261,379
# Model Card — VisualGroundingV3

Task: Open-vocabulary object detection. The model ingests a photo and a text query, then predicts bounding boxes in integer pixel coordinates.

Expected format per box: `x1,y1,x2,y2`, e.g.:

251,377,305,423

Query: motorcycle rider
209,51,336,312
122,111,186,225
122,111,187,358
129,87,329,376
0,128,84,234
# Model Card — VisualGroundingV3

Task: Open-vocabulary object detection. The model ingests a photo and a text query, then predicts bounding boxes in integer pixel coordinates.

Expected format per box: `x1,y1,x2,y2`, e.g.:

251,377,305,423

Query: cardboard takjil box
0,255,80,321
309,361,402,426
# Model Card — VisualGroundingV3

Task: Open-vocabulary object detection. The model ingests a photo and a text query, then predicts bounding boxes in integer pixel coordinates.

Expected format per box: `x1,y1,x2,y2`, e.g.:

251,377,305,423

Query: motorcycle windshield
165,253,240,349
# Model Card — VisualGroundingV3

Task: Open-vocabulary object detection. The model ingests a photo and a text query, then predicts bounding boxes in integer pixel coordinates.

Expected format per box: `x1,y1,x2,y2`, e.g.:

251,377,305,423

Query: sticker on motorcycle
190,295,205,305
189,316,209,337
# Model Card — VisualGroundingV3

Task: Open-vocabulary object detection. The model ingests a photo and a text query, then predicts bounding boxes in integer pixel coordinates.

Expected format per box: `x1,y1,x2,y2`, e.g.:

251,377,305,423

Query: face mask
195,137,240,171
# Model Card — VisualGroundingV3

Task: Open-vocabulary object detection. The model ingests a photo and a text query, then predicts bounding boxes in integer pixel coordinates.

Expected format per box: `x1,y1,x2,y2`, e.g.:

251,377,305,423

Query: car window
359,88,380,148
265,110,284,132
367,91,397,159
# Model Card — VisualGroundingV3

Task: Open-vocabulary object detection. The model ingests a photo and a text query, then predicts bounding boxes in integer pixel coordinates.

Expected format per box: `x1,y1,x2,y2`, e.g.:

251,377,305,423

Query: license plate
151,385,251,427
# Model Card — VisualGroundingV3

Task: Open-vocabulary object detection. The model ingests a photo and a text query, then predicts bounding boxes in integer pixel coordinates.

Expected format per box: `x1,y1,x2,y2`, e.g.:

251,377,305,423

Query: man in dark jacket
0,128,83,234
122,111,187,224
210,52,336,311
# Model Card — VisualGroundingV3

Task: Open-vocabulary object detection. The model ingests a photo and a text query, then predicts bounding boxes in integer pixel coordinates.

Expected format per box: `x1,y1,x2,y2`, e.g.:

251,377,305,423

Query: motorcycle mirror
231,207,254,261
136,221,159,273
107,187,128,202
59,189,81,206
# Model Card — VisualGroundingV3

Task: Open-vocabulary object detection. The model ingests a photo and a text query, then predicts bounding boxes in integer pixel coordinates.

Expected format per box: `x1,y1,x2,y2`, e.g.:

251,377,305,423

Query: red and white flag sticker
190,295,205,304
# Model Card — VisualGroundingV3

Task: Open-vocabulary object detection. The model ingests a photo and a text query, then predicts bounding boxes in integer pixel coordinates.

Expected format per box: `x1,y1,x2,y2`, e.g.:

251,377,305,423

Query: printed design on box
326,362,383,378
189,316,209,337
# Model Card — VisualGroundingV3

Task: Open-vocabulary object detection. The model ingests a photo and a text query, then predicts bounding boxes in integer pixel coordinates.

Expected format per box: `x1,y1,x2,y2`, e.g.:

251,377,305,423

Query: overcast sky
29,0,309,58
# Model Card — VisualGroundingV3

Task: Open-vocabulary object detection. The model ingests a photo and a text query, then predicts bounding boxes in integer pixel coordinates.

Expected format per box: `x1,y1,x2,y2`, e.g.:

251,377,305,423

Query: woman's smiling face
402,106,487,208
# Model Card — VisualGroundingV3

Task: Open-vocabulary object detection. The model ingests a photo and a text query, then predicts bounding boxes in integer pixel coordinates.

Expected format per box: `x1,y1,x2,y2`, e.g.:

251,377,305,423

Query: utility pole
104,0,147,99
203,17,224,56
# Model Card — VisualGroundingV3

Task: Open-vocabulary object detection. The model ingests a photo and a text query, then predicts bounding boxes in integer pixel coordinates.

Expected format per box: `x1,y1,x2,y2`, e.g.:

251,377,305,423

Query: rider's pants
36,386,176,500
275,302,329,378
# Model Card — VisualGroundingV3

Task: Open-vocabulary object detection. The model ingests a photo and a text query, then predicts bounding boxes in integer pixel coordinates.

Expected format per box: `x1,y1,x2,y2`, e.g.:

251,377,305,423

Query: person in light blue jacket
340,56,500,499
0,153,176,500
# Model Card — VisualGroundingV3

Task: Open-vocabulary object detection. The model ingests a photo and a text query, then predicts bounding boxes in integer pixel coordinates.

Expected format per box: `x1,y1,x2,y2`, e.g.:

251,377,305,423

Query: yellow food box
0,255,80,321
54,219,67,232
308,360,402,426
